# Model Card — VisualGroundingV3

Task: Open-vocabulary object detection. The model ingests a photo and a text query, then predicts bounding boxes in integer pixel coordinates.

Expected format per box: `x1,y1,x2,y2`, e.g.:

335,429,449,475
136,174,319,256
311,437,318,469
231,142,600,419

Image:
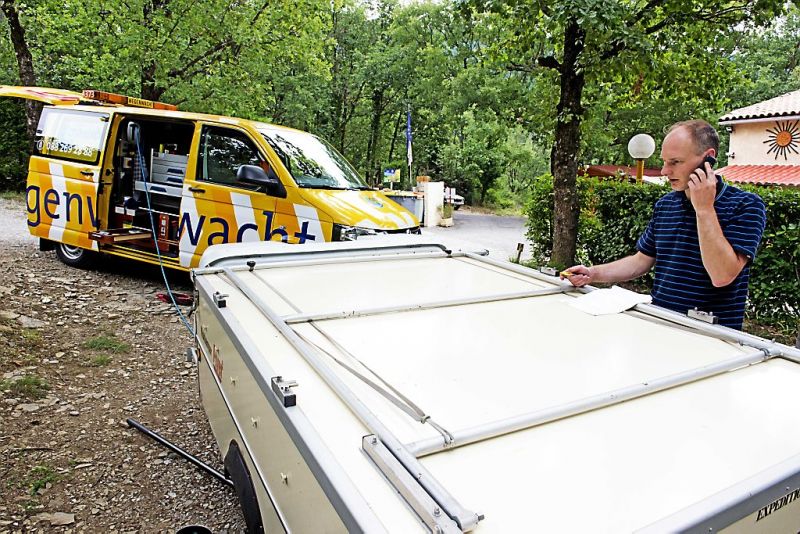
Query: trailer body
191,240,800,533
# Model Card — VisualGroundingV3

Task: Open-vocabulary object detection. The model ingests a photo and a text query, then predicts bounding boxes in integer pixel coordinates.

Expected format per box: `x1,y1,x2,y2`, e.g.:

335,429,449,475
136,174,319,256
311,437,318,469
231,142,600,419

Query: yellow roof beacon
2,86,420,270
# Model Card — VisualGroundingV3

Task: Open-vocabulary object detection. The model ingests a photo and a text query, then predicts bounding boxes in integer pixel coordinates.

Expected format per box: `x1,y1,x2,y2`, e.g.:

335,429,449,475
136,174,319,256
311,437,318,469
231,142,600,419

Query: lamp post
627,133,656,183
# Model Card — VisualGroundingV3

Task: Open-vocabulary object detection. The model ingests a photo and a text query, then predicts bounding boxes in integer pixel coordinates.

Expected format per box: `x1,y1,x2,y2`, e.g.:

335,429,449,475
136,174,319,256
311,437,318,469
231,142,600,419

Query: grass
82,334,130,354
26,465,59,495
744,317,797,346
0,190,23,201
1,375,50,399
21,329,41,344
88,354,112,367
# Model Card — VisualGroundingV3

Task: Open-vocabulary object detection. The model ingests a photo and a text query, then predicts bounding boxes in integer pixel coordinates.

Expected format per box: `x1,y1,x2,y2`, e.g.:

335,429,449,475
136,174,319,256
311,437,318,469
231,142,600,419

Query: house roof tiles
719,165,800,186
719,90,800,123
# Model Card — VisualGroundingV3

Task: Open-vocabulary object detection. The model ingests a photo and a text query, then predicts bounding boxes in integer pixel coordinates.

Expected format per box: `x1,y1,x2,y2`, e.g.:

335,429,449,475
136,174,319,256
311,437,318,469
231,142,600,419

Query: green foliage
527,176,799,324
0,99,29,191
440,109,508,203
742,185,800,322
1,374,51,400
88,354,112,367
26,465,59,495
82,335,130,354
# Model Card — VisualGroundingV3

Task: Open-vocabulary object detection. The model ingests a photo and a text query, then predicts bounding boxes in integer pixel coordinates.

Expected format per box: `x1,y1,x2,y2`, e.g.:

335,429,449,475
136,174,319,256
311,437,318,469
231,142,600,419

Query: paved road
423,210,532,262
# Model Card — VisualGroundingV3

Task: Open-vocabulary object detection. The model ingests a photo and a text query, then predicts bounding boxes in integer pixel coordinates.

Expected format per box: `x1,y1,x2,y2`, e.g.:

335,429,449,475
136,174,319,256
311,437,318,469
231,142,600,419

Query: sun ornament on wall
764,120,800,160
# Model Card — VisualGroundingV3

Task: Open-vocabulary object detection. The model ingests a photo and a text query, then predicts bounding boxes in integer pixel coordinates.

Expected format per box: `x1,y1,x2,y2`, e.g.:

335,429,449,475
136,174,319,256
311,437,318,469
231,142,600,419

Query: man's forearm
695,209,747,287
591,252,655,284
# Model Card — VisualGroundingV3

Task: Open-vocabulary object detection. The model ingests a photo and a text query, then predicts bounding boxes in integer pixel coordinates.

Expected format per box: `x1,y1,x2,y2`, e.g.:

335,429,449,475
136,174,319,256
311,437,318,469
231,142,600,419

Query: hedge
526,175,799,325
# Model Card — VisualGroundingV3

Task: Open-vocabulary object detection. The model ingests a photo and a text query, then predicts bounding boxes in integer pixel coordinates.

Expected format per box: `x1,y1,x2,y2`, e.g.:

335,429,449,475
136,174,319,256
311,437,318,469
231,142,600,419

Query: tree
465,0,785,267
1,0,40,140
24,0,330,119
441,109,506,203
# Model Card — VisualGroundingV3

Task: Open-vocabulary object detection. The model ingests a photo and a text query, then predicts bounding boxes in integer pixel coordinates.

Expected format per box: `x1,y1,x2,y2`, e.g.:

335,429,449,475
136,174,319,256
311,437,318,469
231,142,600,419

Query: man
564,120,766,330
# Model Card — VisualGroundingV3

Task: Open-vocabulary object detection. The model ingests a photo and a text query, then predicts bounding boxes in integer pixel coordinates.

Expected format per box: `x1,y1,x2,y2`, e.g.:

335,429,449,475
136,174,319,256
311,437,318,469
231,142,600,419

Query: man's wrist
694,206,717,218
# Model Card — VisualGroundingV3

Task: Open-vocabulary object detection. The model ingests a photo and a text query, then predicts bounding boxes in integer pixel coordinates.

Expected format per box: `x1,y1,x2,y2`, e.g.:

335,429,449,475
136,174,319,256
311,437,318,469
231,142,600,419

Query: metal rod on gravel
126,418,234,488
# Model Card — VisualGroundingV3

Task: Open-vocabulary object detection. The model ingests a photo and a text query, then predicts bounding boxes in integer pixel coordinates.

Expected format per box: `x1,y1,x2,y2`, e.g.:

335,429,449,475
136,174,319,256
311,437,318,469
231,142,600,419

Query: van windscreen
260,129,369,190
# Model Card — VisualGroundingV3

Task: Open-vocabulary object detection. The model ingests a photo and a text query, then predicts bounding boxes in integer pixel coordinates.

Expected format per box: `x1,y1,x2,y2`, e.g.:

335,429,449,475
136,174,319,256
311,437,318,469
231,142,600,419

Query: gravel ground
0,196,531,533
0,198,246,533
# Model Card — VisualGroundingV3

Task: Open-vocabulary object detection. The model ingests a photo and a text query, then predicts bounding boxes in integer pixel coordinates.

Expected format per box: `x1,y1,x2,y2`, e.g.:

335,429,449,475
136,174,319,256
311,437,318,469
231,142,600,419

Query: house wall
726,119,800,165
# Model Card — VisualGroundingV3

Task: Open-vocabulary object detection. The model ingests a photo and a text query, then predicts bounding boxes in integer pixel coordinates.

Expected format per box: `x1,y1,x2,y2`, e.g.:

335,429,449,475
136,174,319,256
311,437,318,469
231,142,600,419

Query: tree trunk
550,19,585,268
2,0,41,141
140,0,168,102
388,109,403,161
365,89,384,186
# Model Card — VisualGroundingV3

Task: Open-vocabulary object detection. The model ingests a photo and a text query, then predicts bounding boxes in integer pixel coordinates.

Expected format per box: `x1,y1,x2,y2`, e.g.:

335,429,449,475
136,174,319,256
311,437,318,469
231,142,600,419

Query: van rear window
34,108,109,164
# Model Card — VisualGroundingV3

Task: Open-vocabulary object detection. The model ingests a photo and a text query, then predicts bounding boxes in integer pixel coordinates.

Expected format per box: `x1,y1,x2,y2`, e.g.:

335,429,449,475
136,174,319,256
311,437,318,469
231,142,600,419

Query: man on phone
563,120,766,330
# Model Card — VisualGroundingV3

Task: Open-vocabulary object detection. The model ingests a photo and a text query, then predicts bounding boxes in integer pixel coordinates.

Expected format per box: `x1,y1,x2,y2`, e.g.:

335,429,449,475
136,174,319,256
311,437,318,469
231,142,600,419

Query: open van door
0,86,84,106
0,86,109,265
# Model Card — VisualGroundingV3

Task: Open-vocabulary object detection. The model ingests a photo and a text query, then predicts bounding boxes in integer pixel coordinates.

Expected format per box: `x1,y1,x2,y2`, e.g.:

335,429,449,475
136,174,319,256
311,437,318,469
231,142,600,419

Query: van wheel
55,243,95,268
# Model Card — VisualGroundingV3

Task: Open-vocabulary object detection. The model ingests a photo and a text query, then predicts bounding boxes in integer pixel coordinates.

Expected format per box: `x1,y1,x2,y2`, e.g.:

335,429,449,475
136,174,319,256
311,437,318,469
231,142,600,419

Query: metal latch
213,292,228,308
271,376,298,407
688,307,718,324
539,266,558,276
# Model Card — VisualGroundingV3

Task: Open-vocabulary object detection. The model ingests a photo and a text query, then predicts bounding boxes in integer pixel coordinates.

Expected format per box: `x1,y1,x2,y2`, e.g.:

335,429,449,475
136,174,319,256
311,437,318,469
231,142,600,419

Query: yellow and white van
0,86,419,269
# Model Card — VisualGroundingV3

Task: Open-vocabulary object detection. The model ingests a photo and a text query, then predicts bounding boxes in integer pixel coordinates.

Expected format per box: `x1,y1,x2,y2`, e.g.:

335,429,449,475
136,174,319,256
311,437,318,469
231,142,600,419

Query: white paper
569,286,652,315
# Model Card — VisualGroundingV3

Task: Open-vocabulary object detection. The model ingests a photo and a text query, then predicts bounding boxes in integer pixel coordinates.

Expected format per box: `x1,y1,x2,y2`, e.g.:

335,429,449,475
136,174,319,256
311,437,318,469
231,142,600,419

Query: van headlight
332,224,421,241
332,224,378,241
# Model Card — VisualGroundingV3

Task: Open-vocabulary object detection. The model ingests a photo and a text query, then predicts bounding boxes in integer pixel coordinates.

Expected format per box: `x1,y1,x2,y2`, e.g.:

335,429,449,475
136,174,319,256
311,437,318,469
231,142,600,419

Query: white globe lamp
628,133,656,183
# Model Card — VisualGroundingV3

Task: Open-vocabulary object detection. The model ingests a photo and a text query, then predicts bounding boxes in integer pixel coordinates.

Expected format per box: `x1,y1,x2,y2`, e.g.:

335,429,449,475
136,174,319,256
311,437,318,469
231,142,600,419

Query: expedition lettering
756,487,800,522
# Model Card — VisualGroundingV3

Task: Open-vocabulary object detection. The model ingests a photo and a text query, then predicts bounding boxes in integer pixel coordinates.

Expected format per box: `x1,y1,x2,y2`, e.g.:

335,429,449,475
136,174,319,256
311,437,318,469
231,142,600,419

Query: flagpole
406,103,413,190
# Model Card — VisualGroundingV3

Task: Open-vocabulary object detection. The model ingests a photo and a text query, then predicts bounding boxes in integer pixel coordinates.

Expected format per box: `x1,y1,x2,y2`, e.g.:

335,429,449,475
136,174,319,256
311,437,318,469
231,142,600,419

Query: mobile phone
702,154,717,168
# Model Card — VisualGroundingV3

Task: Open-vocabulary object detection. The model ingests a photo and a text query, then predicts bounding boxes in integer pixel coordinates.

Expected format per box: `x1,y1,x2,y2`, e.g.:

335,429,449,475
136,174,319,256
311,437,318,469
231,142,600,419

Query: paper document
570,286,652,315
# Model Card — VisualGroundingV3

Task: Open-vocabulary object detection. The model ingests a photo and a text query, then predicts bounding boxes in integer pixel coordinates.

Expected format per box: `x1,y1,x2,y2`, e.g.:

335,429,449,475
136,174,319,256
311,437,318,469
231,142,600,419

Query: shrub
0,99,29,192
526,175,799,325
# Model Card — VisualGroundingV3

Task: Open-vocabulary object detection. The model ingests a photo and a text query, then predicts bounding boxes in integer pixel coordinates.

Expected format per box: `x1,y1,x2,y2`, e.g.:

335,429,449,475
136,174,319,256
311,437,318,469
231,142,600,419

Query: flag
406,106,413,170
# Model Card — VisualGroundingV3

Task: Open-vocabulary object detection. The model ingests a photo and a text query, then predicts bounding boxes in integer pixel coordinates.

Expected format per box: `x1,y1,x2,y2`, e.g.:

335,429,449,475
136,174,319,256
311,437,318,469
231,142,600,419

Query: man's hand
561,265,592,287
688,161,717,213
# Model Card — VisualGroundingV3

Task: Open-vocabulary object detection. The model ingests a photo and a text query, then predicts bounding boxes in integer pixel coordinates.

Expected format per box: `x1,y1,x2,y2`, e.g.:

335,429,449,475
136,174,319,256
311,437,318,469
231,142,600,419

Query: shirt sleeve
636,204,658,258
723,193,766,263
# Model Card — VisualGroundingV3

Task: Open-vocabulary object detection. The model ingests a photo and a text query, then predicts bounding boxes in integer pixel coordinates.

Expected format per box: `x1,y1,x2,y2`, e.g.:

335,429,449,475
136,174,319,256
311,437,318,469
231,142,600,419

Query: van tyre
55,243,96,268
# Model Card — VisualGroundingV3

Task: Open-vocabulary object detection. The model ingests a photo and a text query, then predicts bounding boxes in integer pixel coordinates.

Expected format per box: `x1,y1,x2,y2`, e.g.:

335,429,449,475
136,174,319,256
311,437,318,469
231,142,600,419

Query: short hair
666,120,719,155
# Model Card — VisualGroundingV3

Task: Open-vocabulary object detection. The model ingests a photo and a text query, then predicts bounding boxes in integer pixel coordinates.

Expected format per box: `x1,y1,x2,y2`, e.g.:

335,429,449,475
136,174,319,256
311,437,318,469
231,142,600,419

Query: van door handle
188,186,206,193
80,169,94,176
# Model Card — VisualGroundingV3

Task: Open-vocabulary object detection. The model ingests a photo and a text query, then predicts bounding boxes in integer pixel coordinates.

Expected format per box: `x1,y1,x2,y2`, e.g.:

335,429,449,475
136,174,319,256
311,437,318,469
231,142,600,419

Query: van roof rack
81,89,178,111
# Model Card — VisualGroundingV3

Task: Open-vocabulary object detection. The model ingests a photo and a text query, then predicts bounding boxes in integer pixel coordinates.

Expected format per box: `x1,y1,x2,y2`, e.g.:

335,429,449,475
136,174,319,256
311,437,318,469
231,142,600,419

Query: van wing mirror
237,165,287,198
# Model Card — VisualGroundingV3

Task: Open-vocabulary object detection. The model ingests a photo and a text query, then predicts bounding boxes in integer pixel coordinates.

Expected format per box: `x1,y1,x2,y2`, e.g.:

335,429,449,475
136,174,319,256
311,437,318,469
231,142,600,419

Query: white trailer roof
194,241,800,532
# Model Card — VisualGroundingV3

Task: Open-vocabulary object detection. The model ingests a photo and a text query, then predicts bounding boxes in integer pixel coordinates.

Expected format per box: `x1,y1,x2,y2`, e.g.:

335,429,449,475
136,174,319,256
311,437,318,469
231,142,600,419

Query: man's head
660,120,719,192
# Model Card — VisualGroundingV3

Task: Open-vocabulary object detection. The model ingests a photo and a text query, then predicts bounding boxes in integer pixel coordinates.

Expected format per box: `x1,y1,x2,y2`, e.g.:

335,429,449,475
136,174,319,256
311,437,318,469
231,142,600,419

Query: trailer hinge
271,376,298,407
688,307,718,324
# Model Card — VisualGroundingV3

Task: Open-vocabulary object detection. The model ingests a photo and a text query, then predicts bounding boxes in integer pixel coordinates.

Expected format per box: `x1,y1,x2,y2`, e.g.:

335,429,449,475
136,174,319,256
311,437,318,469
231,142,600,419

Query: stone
32,512,75,526
16,315,46,328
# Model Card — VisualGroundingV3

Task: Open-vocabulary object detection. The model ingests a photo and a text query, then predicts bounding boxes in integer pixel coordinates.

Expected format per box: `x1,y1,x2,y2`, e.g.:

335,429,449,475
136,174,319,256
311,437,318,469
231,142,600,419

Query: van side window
198,126,263,186
34,108,109,164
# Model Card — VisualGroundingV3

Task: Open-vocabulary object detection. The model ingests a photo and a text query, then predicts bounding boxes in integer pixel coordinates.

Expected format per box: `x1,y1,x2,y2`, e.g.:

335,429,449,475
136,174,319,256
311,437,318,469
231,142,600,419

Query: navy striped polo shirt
636,177,766,329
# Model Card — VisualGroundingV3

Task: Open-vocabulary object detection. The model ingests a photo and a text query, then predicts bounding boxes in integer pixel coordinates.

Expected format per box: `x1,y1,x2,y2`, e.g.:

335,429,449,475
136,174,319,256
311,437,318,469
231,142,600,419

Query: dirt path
0,201,246,532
